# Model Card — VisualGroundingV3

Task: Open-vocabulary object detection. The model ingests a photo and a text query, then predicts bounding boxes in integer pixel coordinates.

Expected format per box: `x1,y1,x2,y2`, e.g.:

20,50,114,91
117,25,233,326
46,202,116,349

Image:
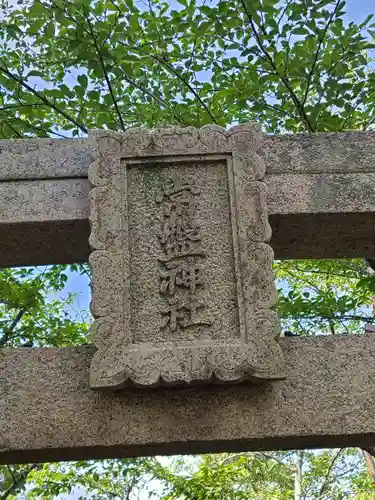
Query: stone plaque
88,124,285,389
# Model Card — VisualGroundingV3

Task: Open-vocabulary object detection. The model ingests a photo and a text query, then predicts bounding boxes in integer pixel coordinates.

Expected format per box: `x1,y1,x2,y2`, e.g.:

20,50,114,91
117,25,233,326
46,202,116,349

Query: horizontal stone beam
0,179,91,267
0,138,93,181
267,172,375,259
1,173,375,266
1,334,375,464
2,131,375,266
2,131,375,181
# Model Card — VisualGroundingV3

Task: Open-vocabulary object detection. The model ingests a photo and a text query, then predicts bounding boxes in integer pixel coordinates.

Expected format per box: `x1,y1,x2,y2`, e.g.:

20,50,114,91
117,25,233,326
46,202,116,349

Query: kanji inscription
157,179,211,333
88,124,285,390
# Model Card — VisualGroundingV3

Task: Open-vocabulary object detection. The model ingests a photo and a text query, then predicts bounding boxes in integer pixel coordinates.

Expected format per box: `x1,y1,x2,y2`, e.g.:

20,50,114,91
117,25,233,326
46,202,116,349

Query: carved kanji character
178,264,203,293
161,298,211,332
157,180,202,259
159,240,204,262
160,264,180,295
160,262,203,295
160,300,186,332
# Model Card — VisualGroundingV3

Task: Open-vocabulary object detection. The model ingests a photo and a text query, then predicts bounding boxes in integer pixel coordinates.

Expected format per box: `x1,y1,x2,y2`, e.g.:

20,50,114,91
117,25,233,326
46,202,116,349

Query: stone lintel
1,334,375,464
0,179,91,266
1,131,375,181
1,173,375,267
0,138,93,181
2,130,375,267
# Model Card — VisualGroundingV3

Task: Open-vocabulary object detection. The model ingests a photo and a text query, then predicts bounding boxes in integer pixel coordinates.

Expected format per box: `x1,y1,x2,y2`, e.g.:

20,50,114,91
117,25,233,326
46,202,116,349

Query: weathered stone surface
88,125,285,389
2,131,375,181
2,171,375,267
0,179,89,223
1,335,375,464
263,131,375,174
270,212,375,259
0,138,93,180
0,179,90,266
267,173,375,214
0,220,90,267
3,131,375,267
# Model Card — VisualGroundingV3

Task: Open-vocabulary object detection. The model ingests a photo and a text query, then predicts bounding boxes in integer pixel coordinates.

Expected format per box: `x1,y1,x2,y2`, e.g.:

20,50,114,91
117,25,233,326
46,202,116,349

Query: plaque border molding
88,124,285,390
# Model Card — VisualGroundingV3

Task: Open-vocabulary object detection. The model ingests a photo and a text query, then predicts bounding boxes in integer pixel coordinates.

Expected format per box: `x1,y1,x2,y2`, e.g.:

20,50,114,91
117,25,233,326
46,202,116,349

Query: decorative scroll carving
88,123,285,390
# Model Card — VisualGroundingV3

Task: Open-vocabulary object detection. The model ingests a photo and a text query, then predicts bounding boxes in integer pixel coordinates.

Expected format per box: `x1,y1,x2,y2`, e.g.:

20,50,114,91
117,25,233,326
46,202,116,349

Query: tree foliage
276,259,375,336
0,0,375,137
17,450,375,498
0,265,90,348
1,0,375,497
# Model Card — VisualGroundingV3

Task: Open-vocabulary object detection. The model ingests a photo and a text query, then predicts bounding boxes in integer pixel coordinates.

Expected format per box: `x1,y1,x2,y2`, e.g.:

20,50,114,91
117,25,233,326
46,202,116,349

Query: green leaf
77,74,88,88
27,70,44,78
45,22,55,36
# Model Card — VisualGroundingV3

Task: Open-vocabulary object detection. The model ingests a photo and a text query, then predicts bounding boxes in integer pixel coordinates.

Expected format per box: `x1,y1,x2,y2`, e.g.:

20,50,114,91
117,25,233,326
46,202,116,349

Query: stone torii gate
1,125,375,464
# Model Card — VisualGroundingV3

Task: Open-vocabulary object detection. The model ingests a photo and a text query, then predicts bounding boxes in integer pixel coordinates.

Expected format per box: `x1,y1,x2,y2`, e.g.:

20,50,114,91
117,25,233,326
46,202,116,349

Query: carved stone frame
88,124,285,390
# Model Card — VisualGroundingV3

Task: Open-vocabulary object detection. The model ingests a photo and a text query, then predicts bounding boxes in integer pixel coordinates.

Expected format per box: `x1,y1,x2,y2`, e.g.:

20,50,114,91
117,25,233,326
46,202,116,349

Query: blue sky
346,0,373,23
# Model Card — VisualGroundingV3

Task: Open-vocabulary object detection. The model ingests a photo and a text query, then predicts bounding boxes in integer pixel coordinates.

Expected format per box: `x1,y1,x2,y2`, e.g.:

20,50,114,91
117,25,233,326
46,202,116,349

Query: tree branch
294,450,303,500
83,7,126,131
121,72,171,112
1,120,22,137
277,0,294,29
0,64,88,133
125,473,137,500
240,0,314,132
302,0,342,107
79,264,91,278
257,451,293,469
115,42,186,123
0,103,46,111
2,115,68,138
221,451,293,470
363,115,375,131
328,320,336,335
150,54,218,124
318,449,343,499
361,449,375,484
1,464,40,500
0,309,25,346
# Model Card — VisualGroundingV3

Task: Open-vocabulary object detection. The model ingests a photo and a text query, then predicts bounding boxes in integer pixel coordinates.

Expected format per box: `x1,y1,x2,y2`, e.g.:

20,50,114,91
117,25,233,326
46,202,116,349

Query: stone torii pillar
1,126,375,464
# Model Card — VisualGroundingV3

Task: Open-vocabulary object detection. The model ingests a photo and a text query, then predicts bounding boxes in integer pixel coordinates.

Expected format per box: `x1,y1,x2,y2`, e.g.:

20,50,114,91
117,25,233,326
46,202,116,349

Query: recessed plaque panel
88,124,285,389
127,160,238,345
